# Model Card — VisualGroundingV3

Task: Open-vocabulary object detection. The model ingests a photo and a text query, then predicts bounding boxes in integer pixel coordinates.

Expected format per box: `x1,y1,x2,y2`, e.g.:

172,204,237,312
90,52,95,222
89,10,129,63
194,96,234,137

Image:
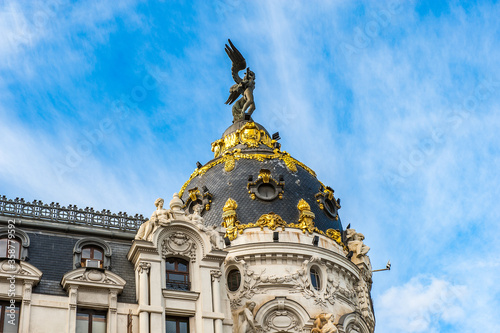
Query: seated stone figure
346,228,370,257
237,301,256,333
142,198,172,241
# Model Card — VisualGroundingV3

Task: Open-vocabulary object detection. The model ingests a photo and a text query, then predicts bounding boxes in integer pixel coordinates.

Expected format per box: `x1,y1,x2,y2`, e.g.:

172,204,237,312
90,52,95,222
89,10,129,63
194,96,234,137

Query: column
149,261,164,333
108,290,118,333
19,281,33,333
211,269,223,333
67,286,78,333
138,261,151,333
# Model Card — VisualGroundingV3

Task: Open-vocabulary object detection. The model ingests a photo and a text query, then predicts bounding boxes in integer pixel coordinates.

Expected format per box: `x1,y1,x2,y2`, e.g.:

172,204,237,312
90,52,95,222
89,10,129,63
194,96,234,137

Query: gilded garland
220,198,346,249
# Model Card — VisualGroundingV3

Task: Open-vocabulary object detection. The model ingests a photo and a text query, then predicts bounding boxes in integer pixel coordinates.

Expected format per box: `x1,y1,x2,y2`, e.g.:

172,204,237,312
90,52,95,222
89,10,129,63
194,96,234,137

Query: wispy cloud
1,2,499,332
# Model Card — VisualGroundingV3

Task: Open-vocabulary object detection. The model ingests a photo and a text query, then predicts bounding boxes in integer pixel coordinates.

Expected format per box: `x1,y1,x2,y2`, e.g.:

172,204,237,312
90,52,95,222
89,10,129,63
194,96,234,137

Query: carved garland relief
225,256,357,312
161,232,197,262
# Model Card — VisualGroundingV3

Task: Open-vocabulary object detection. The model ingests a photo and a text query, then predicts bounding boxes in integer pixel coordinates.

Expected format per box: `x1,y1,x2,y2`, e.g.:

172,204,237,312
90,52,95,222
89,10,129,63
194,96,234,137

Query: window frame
227,269,241,292
0,238,21,260
165,258,190,291
0,300,21,332
73,238,112,270
166,315,189,333
0,228,30,261
310,267,321,291
81,246,104,269
76,308,107,333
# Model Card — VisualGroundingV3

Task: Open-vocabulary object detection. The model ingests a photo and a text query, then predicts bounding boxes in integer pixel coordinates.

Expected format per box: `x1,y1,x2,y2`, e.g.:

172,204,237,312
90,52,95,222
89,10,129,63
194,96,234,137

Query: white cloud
377,276,466,332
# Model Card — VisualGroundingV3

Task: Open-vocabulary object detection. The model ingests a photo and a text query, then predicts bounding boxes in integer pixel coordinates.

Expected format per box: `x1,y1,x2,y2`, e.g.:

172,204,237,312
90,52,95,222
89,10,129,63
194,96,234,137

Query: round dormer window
256,183,277,200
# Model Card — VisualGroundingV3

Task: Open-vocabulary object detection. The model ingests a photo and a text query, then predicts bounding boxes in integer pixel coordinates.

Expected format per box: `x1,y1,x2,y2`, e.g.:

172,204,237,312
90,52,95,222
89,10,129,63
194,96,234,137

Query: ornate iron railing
0,195,145,232
166,281,191,291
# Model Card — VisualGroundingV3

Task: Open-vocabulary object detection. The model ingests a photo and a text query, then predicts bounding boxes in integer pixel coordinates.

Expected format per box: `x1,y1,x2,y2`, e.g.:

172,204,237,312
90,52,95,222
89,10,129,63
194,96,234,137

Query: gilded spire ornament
297,199,315,234
222,198,240,241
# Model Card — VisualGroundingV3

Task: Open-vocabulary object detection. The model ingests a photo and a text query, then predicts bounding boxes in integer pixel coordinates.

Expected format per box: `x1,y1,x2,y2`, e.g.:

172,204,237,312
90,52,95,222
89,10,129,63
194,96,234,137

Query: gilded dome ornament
222,198,240,241
247,169,284,201
296,199,315,234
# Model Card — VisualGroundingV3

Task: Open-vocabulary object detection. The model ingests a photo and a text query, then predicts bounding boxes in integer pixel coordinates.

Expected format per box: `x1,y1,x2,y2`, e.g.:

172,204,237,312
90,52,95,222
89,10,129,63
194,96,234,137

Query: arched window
310,267,321,291
0,228,30,260
166,258,190,291
81,246,104,268
73,238,112,270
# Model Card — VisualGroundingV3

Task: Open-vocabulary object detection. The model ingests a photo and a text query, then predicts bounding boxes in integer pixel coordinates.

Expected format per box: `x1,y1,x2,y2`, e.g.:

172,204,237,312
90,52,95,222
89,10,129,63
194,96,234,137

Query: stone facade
0,119,375,333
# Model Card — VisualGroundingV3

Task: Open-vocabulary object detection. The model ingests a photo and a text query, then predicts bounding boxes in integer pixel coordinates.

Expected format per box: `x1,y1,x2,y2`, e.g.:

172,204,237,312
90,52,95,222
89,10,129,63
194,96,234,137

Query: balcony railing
0,195,145,232
166,280,191,291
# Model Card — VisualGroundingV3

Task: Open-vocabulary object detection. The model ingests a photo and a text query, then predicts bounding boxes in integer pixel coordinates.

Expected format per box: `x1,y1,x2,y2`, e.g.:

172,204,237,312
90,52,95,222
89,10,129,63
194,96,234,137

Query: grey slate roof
181,121,343,233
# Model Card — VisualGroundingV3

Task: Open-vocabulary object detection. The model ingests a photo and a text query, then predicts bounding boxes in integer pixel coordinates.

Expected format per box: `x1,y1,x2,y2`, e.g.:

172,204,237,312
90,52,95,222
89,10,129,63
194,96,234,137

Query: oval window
227,269,241,292
310,267,321,290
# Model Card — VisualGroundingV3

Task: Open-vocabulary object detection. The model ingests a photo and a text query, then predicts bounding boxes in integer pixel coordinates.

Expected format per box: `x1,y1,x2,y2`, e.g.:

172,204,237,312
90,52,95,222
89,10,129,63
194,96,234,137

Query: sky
1,0,499,331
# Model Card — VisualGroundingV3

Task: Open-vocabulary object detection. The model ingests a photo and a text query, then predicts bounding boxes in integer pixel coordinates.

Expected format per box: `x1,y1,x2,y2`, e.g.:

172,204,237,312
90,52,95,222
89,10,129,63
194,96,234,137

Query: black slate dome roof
179,120,343,235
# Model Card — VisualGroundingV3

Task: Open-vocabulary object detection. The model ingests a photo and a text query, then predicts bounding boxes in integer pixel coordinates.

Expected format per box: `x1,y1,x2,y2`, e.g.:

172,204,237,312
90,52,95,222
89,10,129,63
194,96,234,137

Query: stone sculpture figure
189,204,204,224
143,198,172,241
312,313,338,333
237,301,256,333
346,228,370,257
225,39,256,122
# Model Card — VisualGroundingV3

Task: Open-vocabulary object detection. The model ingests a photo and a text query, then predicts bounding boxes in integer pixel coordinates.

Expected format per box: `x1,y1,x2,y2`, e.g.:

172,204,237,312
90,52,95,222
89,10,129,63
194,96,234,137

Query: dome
179,119,343,244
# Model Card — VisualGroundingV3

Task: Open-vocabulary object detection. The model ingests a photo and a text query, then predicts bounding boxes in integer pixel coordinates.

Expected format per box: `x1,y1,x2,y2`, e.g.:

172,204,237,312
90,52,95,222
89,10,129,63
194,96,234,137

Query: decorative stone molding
138,261,151,274
336,312,371,333
73,237,112,269
254,297,310,333
0,259,42,285
0,227,31,260
211,269,222,282
161,232,197,262
61,267,126,292
225,255,357,311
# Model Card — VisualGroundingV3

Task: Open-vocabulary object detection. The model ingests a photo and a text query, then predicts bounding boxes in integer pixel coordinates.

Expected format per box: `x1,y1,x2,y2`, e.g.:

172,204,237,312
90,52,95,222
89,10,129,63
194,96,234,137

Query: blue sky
1,0,499,331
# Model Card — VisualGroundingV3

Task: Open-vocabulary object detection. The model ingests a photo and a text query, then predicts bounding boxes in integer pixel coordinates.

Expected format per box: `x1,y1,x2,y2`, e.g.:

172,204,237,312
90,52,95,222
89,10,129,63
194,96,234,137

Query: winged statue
224,39,256,122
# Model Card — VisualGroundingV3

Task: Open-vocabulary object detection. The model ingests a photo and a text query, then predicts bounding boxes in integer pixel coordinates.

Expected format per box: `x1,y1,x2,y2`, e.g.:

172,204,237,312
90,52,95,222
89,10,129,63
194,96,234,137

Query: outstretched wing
225,83,241,105
225,39,247,84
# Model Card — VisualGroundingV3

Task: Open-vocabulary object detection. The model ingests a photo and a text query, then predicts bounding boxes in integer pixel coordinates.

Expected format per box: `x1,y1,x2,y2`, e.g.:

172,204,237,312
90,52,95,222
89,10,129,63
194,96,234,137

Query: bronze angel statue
224,39,256,122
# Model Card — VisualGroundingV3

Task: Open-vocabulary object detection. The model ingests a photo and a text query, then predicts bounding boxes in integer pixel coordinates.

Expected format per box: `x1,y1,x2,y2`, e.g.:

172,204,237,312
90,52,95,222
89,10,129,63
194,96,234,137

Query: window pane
93,249,103,261
166,261,175,270
166,320,177,333
179,321,188,333
82,248,91,259
76,313,89,333
3,306,20,333
92,314,106,333
0,239,7,257
177,261,188,272
167,273,186,282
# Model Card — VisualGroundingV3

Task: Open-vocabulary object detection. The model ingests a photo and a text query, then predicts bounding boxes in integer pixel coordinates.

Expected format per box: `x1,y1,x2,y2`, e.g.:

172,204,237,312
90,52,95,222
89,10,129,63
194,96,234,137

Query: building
0,42,375,333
